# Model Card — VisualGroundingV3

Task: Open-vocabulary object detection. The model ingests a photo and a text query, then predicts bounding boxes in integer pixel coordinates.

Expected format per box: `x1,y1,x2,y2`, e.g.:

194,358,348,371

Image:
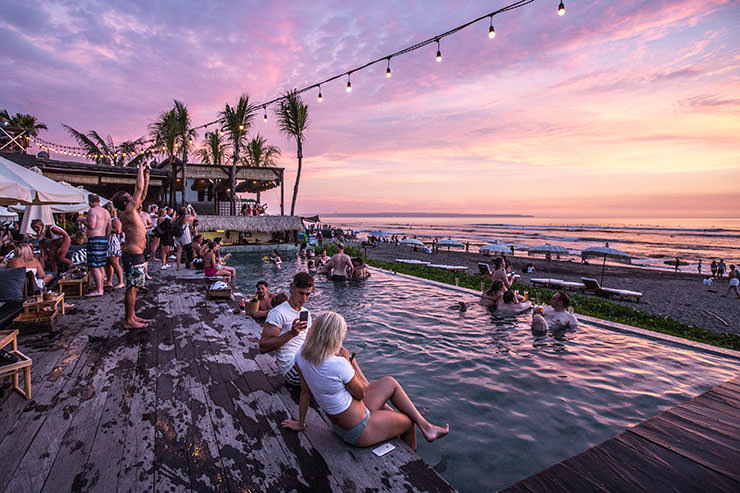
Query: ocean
318,215,740,273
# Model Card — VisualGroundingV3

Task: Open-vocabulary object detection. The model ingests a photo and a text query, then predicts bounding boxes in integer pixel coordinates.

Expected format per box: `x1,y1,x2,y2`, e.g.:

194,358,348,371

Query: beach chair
581,277,642,303
478,263,492,276
530,278,564,288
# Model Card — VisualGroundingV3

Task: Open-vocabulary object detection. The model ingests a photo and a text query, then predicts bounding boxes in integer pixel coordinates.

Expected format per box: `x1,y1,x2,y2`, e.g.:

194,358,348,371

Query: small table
23,292,65,315
58,273,89,298
0,329,32,400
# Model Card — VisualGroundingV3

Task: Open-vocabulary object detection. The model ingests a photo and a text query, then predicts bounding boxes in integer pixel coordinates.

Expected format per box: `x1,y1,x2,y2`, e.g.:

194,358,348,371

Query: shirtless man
85,193,111,297
112,163,151,329
531,291,578,336
326,243,353,281
498,290,532,315
479,279,505,309
239,280,275,318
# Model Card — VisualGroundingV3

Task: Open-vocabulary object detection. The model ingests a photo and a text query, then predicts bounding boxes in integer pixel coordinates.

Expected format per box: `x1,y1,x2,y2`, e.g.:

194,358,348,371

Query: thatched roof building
196,215,304,233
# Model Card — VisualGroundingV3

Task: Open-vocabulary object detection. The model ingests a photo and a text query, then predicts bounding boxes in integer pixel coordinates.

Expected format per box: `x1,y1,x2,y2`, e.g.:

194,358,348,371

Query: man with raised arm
85,193,111,297
325,243,354,281
112,163,151,329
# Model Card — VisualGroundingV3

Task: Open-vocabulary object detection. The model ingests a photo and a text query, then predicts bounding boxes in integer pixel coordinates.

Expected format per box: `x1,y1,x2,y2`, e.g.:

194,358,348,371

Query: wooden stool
23,292,65,315
58,272,89,298
0,329,32,400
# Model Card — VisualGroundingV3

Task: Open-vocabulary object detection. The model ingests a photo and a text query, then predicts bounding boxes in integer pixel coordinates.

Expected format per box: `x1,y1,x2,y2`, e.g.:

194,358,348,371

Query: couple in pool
260,272,449,450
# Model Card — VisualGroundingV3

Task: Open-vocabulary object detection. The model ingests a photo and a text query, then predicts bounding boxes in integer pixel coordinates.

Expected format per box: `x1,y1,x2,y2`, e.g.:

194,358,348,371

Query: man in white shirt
260,272,370,388
260,272,315,386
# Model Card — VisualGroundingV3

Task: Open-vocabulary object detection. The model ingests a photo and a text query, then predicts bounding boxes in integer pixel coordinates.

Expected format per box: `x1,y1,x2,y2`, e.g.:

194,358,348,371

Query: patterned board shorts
122,253,146,289
87,236,108,268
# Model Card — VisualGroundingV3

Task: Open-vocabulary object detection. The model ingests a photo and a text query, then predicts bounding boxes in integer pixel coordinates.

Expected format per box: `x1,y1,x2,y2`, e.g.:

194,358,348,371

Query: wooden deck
0,269,455,492
502,375,740,492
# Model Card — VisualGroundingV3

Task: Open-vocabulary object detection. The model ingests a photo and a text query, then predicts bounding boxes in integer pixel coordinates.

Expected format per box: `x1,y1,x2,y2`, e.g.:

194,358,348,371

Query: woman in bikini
30,219,71,273
282,311,449,450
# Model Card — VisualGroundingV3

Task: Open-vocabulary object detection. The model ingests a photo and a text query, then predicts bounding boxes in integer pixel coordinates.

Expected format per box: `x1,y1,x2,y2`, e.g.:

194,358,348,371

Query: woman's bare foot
86,290,104,297
421,423,450,443
145,275,153,280
124,319,149,329
114,283,125,289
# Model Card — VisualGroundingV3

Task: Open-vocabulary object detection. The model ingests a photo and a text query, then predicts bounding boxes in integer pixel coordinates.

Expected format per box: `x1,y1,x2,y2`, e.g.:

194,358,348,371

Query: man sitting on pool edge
531,291,578,336
259,272,370,388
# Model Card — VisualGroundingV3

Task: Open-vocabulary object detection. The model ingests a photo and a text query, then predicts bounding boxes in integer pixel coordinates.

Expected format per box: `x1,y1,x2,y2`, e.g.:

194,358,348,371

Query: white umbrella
479,243,510,255
581,245,631,284
370,230,389,238
437,238,464,249
10,181,109,214
506,243,530,251
529,243,570,279
0,205,18,222
0,156,85,206
400,238,424,247
20,205,56,235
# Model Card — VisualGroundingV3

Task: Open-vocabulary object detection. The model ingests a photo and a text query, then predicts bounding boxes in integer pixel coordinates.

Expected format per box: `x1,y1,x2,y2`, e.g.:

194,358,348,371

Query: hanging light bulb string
36,0,552,157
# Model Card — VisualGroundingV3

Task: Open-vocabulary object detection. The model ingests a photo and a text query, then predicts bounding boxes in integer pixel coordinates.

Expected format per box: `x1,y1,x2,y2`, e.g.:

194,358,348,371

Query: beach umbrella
529,243,569,279
11,182,110,214
437,238,464,250
20,205,56,235
506,243,530,254
581,245,631,284
479,243,510,255
400,238,424,247
0,157,85,206
0,205,18,222
370,230,389,238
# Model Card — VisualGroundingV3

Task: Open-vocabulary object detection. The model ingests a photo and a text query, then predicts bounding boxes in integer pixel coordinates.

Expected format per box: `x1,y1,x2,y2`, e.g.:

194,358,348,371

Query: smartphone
372,443,395,457
299,311,308,322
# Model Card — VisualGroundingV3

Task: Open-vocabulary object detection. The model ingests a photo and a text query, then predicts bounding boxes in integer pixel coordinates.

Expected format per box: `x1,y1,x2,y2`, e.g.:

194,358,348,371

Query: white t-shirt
295,352,355,415
264,301,312,376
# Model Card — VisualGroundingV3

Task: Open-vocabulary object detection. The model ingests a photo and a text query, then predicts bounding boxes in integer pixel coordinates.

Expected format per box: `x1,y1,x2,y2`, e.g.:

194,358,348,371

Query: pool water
230,252,740,492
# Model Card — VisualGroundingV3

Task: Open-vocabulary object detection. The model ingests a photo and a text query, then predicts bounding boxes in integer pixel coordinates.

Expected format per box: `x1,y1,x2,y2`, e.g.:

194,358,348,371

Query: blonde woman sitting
282,311,449,450
8,243,52,291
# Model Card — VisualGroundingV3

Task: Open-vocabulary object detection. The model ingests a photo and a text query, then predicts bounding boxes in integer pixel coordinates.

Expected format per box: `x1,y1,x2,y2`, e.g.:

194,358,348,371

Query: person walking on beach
325,243,353,281
724,265,740,299
112,162,151,329
697,259,702,275
281,311,449,450
717,259,726,278
85,193,111,297
711,260,718,278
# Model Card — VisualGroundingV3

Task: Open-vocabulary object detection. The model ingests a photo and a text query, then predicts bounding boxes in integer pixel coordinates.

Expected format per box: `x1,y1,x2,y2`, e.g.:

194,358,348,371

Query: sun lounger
530,278,564,288
394,259,431,265
428,264,469,272
478,263,493,276
581,277,642,302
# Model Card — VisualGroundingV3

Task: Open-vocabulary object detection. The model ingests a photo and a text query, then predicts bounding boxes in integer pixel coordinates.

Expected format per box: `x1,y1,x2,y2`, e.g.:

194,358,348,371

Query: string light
263,107,268,122
386,58,392,78
238,124,244,131
346,73,352,93
317,85,323,102
558,1,565,16
489,16,496,39
436,39,442,62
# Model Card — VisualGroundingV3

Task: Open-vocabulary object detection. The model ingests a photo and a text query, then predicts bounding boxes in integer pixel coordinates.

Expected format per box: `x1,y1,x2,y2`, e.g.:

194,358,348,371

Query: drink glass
523,291,529,300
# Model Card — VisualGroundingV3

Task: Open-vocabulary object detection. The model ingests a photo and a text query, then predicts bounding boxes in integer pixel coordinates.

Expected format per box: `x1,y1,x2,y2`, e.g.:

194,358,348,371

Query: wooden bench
0,329,32,399
23,292,65,316
57,273,89,298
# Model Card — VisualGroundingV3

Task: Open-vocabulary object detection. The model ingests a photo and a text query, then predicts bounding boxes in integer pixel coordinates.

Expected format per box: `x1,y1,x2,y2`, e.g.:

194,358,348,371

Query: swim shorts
87,236,108,268
122,252,146,289
332,407,370,445
284,365,301,387
731,278,739,287
204,266,219,276
331,274,347,281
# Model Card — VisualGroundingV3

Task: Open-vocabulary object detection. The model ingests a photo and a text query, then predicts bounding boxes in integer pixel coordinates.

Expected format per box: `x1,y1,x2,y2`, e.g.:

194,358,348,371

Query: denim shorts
332,407,370,445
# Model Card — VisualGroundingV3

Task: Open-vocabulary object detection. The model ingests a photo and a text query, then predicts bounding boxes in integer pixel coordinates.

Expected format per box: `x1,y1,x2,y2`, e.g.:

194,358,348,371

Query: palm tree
274,90,309,216
172,100,197,207
1,110,47,150
242,134,281,203
149,109,179,207
63,124,145,167
197,131,226,165
219,94,255,215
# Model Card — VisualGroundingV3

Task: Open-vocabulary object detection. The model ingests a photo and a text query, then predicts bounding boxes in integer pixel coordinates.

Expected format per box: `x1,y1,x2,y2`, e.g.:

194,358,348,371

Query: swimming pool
230,252,740,492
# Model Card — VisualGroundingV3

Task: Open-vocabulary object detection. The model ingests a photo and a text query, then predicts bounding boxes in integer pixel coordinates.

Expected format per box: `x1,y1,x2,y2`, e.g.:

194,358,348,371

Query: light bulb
386,59,392,77
346,75,352,93
263,111,268,122
558,1,565,16
489,24,496,39
318,86,323,102
436,49,442,62
239,124,244,131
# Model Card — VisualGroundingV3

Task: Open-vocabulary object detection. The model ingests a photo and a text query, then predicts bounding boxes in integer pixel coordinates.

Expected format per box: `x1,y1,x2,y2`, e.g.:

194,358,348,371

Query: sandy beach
359,243,740,336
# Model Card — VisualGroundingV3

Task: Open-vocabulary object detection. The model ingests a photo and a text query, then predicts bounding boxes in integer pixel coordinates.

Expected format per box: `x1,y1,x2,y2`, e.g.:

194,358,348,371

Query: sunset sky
2,0,739,217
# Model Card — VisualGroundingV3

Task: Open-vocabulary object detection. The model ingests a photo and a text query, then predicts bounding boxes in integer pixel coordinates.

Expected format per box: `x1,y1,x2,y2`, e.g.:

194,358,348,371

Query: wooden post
280,169,285,216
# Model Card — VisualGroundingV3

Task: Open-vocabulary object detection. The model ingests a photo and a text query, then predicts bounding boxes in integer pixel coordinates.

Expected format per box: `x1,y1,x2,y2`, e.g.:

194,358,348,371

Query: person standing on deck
85,193,111,297
112,162,151,329
325,243,353,281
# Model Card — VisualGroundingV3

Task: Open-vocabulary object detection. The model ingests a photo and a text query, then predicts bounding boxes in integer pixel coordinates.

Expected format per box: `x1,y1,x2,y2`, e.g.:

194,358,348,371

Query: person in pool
325,243,353,281
498,290,532,315
479,279,505,309
239,280,275,318
281,311,450,450
531,291,578,335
